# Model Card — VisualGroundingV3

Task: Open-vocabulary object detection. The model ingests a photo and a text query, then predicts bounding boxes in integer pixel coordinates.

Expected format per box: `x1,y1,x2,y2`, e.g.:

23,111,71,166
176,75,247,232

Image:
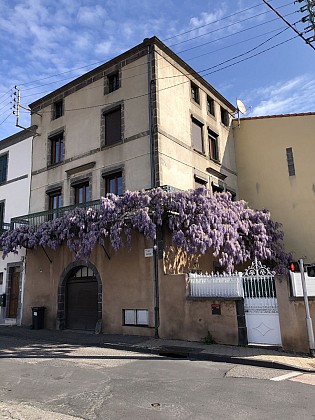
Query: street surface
0,335,315,419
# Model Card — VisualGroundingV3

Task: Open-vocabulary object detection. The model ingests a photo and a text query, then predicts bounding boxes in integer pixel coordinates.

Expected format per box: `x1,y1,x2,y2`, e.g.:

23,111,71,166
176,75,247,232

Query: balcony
9,185,178,230
10,200,101,230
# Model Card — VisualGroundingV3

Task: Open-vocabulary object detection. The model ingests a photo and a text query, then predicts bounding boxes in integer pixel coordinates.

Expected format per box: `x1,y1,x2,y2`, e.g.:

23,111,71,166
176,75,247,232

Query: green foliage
203,331,216,345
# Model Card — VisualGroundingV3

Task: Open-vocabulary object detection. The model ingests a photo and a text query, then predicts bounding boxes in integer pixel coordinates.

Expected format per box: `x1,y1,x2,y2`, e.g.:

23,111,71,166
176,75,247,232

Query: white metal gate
243,260,281,346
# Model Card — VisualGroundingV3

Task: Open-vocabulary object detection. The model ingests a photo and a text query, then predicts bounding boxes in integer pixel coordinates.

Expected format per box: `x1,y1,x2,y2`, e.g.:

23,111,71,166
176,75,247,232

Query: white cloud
247,75,315,116
77,5,107,25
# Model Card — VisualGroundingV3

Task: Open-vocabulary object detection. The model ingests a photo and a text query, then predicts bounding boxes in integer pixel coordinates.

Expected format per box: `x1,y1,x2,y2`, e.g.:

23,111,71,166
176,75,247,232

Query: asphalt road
0,335,314,419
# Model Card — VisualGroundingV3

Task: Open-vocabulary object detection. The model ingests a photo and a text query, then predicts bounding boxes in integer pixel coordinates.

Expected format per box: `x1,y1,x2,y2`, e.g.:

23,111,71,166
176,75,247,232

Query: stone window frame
220,106,230,127
70,173,92,206
190,81,200,104
52,99,64,120
47,127,65,168
101,165,125,197
191,116,205,155
208,128,220,163
207,95,215,117
100,102,124,149
104,67,121,95
45,184,63,217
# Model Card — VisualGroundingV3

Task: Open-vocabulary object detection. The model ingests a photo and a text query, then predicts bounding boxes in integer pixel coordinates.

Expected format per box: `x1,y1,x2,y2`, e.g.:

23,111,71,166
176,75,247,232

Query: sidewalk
1,326,314,373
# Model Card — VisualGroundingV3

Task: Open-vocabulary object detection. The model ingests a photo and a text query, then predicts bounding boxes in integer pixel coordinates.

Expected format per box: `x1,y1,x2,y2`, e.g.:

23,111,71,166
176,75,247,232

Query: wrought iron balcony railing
10,200,101,230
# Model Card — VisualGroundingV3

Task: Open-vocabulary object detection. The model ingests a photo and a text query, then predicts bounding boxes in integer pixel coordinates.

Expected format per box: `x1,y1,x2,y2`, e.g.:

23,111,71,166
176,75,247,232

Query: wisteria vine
0,188,290,273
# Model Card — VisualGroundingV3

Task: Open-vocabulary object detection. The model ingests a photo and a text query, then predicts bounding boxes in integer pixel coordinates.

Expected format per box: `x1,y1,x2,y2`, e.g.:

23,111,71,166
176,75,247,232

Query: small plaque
144,248,153,258
211,304,221,315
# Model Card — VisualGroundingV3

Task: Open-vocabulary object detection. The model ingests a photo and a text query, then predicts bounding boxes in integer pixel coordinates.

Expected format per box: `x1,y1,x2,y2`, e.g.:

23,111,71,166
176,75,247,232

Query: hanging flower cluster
0,188,290,273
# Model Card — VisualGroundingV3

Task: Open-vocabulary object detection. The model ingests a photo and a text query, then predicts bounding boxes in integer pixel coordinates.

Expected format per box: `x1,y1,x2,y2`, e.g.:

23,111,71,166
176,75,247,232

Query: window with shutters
192,118,204,153
104,107,122,146
0,153,8,183
0,202,4,230
208,129,219,162
286,147,296,176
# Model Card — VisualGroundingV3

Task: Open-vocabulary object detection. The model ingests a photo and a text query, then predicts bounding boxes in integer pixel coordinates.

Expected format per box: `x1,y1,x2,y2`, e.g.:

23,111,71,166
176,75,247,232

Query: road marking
270,372,303,381
290,374,315,386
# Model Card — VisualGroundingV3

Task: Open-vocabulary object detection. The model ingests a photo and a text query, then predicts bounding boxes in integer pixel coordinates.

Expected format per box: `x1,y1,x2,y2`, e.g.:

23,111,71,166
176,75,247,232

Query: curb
1,327,314,373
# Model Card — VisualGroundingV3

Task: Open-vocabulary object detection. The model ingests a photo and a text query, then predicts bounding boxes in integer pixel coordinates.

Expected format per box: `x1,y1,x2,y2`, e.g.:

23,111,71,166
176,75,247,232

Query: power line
29,33,298,117
12,2,292,93
0,112,12,126
169,7,296,47
17,16,293,98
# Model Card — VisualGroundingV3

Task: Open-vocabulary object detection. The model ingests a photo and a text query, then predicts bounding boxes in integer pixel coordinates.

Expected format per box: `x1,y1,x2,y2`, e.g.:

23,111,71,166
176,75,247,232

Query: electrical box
0,293,6,307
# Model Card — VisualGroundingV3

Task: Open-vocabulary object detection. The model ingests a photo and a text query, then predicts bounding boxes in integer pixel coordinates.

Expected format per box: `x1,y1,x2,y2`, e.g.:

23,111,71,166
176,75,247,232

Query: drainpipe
147,41,159,338
147,42,155,189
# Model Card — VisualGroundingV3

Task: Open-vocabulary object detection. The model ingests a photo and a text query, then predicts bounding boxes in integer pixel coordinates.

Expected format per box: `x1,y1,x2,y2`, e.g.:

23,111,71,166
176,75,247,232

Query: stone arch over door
57,260,102,332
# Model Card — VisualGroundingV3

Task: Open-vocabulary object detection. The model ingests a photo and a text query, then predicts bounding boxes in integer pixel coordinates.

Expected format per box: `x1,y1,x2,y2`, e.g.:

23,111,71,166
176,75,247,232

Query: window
191,82,200,104
123,309,149,326
108,72,119,93
104,107,121,146
53,100,63,119
50,132,64,165
48,190,62,219
74,182,90,206
208,129,219,162
220,107,229,126
207,96,215,116
286,147,295,176
192,118,204,153
0,202,4,230
0,154,8,183
194,176,207,190
212,183,224,194
104,171,123,195
0,272,3,285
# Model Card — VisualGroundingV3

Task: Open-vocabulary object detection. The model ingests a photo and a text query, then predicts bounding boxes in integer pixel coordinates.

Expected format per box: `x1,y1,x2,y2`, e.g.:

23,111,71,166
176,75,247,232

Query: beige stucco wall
234,114,315,262
159,272,239,345
22,234,156,336
155,46,237,194
30,54,151,213
276,275,315,353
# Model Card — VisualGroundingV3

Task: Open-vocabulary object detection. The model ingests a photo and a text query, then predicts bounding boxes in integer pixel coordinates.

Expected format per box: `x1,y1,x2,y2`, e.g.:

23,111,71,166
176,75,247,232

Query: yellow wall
234,114,315,262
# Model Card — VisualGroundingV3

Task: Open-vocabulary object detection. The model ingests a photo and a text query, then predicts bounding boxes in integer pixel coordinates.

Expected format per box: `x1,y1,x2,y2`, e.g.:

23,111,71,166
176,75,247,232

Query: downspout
147,42,159,338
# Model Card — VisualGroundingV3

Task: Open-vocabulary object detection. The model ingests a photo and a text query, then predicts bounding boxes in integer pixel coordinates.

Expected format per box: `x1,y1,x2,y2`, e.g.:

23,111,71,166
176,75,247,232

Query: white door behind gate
243,260,282,346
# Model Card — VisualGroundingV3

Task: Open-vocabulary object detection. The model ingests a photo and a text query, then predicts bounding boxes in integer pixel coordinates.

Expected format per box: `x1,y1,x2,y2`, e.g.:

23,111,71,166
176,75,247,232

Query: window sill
123,324,149,327
210,158,221,165
101,140,123,150
47,161,64,169
193,149,206,157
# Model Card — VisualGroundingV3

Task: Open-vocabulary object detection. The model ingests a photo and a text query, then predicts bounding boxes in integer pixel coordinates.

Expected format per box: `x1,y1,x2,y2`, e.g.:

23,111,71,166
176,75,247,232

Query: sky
0,0,314,139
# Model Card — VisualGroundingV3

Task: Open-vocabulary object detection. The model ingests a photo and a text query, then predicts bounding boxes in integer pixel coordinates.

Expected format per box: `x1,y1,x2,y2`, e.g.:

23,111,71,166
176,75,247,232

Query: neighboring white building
0,128,33,325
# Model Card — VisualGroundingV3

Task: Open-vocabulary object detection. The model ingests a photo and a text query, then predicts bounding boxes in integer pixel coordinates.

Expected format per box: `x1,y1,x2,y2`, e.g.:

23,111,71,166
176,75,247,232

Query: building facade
0,129,33,325
17,36,239,335
234,112,315,263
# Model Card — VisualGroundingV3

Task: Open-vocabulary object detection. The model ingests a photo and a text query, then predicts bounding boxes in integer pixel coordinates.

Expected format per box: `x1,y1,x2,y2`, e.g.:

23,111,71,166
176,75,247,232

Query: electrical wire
26,32,299,117
16,17,293,97
0,112,12,126
13,2,293,92
169,9,296,48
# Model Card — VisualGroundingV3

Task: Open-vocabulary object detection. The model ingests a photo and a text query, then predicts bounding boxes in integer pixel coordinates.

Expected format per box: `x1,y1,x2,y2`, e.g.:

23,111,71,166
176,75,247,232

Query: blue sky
0,0,314,139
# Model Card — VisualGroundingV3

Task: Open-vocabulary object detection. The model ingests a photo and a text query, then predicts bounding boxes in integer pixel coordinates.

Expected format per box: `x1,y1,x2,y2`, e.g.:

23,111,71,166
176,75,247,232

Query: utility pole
296,0,315,43
261,0,315,50
298,258,315,357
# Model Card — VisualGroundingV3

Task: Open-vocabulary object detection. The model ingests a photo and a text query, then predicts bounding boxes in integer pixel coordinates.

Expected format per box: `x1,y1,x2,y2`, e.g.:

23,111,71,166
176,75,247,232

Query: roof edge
234,112,315,121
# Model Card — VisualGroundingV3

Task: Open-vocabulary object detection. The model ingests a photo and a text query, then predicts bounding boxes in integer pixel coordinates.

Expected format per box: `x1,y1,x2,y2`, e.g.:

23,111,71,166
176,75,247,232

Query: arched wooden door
66,266,98,330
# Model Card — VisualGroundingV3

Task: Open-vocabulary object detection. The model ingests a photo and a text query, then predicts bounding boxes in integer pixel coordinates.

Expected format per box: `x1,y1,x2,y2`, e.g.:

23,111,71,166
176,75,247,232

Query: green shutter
0,154,8,183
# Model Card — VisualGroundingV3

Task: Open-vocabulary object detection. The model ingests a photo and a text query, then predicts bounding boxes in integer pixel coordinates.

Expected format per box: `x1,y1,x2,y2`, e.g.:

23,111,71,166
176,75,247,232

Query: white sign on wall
144,248,153,258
